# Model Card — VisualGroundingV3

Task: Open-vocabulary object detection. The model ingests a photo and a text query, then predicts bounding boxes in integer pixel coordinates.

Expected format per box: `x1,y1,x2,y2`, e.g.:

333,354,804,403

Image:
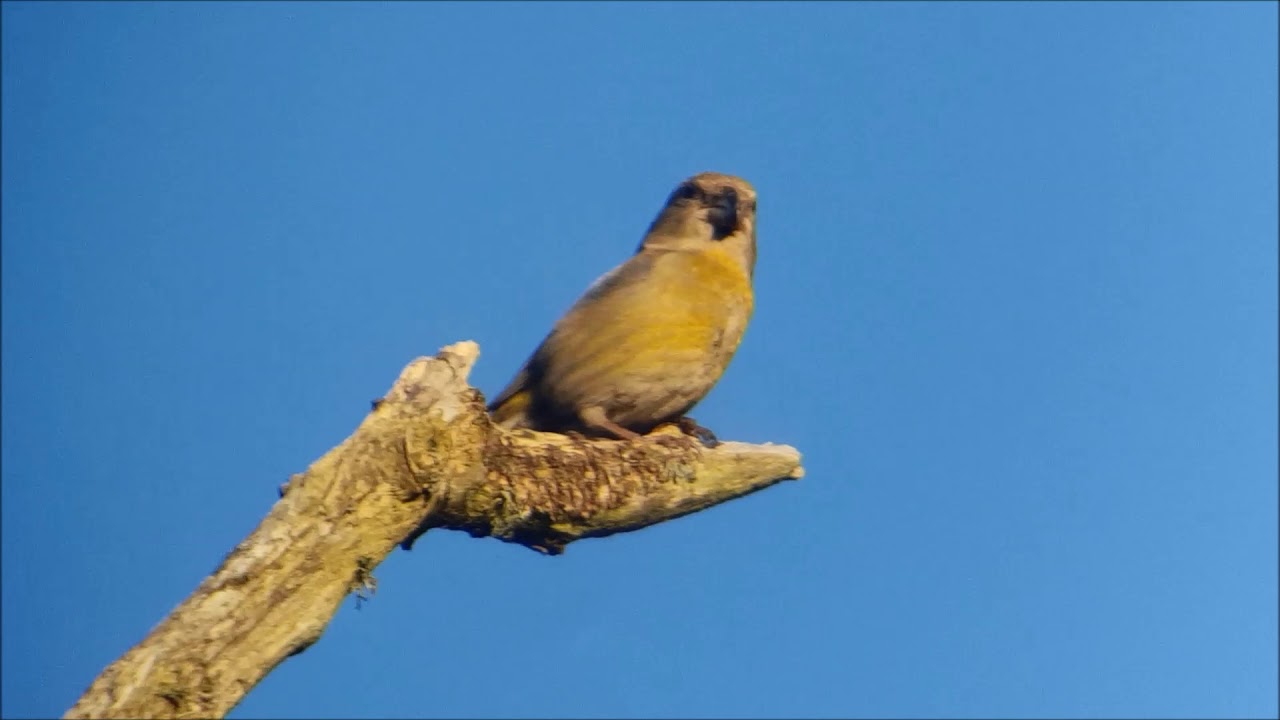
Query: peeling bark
64,341,804,719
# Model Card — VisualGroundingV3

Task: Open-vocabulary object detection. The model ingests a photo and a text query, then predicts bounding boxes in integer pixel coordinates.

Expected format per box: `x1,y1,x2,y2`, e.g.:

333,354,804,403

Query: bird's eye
675,184,700,202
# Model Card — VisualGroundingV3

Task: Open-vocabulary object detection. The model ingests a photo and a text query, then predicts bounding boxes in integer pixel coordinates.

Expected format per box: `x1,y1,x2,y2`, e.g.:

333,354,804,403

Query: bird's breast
532,246,754,429
547,250,749,373
630,247,752,346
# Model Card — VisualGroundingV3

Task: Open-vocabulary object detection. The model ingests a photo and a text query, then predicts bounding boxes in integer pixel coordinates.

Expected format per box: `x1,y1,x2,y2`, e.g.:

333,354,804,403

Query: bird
487,171,757,443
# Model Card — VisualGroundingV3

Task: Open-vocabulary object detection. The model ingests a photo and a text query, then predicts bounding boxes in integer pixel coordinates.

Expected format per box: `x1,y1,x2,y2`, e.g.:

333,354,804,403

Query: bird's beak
707,189,739,240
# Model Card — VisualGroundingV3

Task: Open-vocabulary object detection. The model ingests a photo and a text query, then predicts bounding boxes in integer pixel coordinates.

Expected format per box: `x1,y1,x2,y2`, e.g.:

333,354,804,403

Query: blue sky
2,2,1276,718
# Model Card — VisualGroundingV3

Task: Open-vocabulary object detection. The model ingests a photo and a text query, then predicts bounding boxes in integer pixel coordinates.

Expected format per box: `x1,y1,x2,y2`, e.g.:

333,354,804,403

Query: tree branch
64,341,804,719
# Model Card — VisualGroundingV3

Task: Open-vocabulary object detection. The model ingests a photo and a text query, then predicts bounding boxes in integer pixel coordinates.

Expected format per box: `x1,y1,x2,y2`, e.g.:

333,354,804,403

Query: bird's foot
674,416,721,449
579,406,643,441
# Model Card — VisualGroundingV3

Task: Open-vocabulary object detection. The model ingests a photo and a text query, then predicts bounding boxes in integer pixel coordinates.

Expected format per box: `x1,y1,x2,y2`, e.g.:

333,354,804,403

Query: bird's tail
487,370,534,429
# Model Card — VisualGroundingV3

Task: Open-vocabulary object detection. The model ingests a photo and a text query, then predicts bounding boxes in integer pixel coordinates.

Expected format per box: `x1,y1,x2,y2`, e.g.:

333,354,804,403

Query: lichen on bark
65,341,804,719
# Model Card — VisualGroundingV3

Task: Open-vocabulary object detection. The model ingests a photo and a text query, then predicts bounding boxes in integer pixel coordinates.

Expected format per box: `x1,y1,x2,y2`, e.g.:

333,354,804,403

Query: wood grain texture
64,341,803,719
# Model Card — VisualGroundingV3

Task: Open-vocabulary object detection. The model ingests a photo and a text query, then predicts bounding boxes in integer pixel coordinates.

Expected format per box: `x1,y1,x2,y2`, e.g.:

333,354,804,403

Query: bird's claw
675,417,721,448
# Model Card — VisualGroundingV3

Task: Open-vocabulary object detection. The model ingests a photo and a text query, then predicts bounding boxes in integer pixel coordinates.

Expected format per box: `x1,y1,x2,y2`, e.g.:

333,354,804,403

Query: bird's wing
489,251,669,426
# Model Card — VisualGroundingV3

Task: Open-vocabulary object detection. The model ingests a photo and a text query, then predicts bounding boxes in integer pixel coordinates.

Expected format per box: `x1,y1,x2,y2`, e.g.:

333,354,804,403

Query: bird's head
640,172,758,277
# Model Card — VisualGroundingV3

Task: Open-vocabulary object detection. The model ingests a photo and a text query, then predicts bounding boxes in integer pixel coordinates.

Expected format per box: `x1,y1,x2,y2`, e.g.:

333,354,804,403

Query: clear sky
2,2,1276,718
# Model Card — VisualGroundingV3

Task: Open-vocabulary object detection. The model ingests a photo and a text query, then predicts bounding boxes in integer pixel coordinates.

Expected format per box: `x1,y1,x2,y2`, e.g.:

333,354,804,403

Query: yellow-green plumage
489,172,758,440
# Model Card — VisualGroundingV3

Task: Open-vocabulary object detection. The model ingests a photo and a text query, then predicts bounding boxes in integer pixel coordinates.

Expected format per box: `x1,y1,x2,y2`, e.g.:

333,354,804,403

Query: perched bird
488,171,758,442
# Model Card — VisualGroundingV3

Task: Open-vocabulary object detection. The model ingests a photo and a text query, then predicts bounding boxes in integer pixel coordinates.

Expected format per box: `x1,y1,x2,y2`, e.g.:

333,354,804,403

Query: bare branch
65,341,804,719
